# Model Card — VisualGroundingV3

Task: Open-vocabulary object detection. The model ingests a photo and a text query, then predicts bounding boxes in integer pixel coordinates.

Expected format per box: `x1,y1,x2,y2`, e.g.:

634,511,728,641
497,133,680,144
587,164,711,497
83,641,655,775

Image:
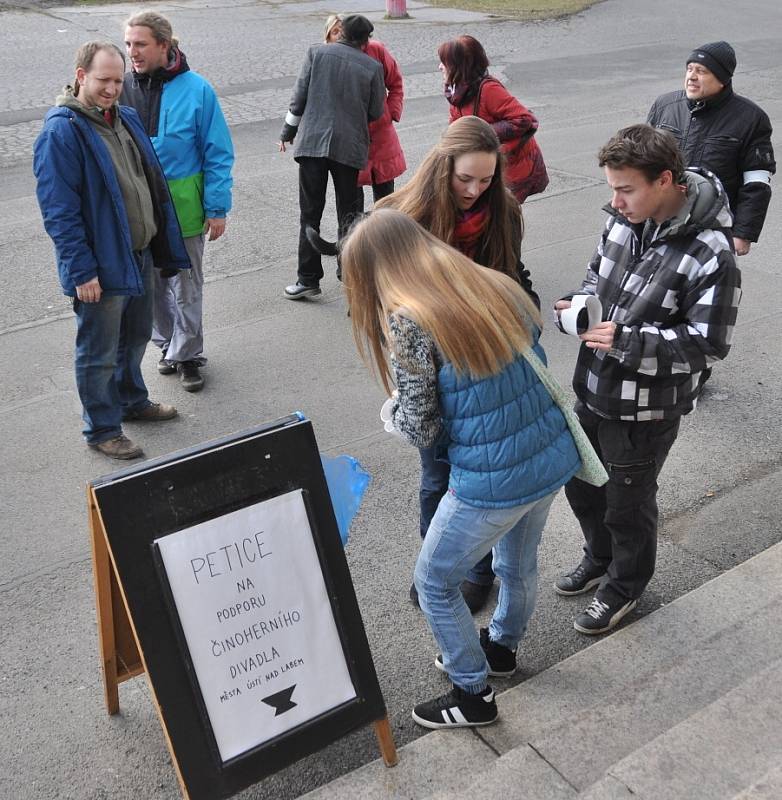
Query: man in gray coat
279,14,384,299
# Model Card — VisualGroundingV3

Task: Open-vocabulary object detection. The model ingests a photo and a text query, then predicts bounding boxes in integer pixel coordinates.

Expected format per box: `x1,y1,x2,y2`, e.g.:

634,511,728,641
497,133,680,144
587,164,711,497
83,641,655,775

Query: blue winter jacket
438,338,581,508
33,104,190,297
122,66,234,237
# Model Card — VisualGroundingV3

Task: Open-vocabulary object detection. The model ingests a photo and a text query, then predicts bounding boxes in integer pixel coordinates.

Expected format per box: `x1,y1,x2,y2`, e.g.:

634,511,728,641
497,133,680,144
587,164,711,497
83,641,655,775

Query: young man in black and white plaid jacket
554,124,741,635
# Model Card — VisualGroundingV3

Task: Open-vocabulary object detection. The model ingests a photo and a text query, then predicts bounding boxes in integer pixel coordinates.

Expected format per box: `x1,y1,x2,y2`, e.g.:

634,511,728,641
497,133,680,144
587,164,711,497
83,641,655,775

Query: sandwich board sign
87,414,395,799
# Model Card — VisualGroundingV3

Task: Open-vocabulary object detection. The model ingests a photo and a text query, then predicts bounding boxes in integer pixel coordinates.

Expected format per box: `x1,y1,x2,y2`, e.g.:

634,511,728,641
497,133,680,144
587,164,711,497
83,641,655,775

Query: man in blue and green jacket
33,41,190,460
121,11,234,392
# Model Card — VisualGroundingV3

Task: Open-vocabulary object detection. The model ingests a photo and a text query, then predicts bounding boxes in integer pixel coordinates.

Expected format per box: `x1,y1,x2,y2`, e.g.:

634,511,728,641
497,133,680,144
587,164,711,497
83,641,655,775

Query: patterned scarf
452,204,489,259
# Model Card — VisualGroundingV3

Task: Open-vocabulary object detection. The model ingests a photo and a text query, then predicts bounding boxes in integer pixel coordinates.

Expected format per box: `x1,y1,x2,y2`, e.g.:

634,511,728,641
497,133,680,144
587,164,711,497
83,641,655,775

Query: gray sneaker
574,596,637,635
284,281,322,300
89,434,143,460
554,559,606,596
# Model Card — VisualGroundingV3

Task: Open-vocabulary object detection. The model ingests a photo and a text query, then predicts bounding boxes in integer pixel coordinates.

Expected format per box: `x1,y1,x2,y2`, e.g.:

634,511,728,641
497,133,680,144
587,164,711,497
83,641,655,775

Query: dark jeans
356,179,395,214
297,157,360,286
564,405,681,602
73,249,153,444
419,446,495,586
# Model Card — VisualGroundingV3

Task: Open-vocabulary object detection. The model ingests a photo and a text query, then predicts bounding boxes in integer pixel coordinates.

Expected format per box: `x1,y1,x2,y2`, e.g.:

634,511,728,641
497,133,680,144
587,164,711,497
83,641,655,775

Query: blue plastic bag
320,454,371,546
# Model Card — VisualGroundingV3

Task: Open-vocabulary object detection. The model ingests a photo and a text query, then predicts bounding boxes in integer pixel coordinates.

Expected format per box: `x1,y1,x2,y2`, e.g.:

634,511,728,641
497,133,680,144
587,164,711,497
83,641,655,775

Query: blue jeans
73,249,153,444
414,489,557,693
419,446,495,586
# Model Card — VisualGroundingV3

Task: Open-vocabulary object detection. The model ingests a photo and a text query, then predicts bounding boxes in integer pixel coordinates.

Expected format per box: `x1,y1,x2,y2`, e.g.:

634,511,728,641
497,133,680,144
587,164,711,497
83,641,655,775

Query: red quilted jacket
449,77,548,203
358,41,407,186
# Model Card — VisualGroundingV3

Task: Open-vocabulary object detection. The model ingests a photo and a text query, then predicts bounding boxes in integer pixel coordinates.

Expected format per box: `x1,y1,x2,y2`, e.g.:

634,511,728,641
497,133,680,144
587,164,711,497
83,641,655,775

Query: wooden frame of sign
88,414,397,800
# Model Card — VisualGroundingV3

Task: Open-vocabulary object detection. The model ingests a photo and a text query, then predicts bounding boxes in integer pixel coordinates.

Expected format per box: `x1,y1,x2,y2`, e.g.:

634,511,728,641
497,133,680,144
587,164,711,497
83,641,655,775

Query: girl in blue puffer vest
341,209,581,730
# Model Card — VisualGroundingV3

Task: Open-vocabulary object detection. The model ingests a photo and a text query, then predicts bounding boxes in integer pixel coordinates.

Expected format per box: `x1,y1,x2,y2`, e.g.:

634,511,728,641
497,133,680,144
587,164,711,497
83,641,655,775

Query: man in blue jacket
33,41,190,460
122,11,234,392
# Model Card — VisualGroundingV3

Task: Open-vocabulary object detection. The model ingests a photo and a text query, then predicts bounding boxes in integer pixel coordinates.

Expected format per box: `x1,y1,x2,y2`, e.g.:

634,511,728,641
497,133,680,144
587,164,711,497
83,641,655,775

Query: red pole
385,0,409,19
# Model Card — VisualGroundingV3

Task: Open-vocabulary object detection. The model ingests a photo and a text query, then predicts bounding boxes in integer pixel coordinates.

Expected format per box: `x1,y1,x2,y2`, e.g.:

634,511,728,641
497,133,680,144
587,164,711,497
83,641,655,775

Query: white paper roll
561,294,603,337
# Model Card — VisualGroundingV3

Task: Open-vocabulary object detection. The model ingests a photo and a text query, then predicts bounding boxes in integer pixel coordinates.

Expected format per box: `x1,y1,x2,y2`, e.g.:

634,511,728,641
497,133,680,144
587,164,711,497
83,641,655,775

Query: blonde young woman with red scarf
376,115,539,612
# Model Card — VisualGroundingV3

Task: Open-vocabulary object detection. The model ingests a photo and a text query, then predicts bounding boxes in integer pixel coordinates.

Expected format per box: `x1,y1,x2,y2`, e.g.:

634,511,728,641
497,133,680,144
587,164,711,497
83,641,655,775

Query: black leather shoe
284,281,321,300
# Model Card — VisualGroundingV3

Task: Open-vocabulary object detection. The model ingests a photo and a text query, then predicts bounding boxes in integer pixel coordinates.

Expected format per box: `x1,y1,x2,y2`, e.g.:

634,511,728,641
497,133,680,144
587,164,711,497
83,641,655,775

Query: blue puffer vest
437,340,581,508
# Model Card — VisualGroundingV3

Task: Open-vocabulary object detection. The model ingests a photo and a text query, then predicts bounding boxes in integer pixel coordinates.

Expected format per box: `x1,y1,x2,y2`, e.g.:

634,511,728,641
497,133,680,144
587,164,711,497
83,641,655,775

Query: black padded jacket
647,86,775,242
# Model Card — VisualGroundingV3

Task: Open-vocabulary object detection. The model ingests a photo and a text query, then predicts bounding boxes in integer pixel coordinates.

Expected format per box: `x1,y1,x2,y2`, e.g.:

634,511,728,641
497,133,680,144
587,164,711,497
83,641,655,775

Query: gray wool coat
286,42,385,170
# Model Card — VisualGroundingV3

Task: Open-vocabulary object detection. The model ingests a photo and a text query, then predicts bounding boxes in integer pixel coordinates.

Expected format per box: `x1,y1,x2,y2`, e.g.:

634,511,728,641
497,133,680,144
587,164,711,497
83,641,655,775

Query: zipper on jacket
605,227,642,321
112,124,150,246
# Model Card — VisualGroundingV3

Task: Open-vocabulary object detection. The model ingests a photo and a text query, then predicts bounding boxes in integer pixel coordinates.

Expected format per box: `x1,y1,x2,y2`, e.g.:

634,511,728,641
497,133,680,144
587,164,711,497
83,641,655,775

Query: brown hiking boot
124,402,178,421
89,434,143,460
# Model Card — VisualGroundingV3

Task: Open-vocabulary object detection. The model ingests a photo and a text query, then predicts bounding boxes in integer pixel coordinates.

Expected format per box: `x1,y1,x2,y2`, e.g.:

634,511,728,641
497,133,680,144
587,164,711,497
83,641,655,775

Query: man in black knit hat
647,41,775,256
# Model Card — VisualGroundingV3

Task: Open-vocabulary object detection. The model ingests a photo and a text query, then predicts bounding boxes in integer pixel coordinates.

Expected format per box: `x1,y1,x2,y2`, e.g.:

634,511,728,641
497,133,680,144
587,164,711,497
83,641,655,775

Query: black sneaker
412,685,497,729
574,595,637,635
554,559,606,596
409,582,420,608
460,580,493,613
178,361,204,392
158,350,176,375
435,627,516,677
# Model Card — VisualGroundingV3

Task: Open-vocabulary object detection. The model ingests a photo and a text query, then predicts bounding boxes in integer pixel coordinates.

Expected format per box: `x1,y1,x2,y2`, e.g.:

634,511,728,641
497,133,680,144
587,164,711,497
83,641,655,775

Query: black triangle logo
261,684,297,716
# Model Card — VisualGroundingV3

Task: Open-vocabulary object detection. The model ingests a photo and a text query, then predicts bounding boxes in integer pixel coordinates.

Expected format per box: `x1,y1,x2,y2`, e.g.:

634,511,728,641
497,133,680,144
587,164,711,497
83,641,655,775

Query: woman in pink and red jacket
438,35,548,204
325,15,406,211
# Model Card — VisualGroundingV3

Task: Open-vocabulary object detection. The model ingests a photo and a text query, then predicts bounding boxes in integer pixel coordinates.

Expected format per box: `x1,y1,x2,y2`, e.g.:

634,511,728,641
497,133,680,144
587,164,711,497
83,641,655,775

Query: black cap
687,41,736,85
340,14,373,44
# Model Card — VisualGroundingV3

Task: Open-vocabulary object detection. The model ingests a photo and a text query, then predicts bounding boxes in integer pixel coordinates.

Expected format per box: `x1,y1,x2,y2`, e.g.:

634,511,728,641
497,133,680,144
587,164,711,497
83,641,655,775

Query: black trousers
297,157,360,286
564,405,681,602
356,179,395,215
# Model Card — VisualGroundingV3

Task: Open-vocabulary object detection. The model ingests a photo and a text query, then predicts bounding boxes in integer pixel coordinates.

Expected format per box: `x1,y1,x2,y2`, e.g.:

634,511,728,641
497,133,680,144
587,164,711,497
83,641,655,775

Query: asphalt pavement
1,1,780,798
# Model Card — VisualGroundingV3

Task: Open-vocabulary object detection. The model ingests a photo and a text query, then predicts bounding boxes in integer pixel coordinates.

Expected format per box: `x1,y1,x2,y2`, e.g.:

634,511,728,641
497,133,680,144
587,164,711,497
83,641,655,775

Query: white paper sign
155,489,356,762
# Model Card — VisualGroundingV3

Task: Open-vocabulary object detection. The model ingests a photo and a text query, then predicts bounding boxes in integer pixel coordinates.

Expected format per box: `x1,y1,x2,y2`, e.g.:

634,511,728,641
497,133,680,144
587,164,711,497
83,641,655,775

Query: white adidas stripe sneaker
412,684,497,729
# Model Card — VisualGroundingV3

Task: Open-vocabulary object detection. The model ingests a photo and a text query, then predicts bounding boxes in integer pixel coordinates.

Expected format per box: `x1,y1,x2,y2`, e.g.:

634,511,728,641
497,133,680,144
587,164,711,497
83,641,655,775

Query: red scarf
452,205,489,259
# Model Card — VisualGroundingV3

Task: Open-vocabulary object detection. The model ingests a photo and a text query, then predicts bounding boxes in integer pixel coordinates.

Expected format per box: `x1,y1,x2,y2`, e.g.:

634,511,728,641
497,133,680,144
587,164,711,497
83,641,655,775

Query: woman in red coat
325,15,407,211
438,35,548,204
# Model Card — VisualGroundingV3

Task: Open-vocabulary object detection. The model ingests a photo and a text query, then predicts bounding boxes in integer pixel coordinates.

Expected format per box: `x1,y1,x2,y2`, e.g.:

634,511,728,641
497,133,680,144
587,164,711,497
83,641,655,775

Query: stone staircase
301,541,782,800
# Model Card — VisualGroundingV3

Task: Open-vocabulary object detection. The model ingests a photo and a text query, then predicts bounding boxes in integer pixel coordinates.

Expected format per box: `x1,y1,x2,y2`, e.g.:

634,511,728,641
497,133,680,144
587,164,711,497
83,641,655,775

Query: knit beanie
687,41,736,85
340,14,373,44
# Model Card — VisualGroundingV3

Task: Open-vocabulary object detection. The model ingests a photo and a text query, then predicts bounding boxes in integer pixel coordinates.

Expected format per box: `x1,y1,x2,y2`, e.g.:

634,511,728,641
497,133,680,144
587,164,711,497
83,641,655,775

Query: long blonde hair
341,209,541,394
375,116,521,279
323,14,341,42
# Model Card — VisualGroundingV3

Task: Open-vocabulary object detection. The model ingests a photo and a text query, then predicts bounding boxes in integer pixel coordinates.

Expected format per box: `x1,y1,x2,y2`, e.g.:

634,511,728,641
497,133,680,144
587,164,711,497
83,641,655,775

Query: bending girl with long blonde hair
342,209,581,729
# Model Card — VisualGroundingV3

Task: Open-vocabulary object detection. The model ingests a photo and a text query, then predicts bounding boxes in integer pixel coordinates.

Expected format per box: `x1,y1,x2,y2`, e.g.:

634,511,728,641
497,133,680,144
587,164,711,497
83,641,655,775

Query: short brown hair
125,11,178,47
73,41,124,96
598,124,684,183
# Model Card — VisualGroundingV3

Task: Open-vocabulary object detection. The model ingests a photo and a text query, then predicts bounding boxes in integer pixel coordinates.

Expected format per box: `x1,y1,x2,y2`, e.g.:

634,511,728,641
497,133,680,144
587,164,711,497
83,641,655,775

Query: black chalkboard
89,414,388,800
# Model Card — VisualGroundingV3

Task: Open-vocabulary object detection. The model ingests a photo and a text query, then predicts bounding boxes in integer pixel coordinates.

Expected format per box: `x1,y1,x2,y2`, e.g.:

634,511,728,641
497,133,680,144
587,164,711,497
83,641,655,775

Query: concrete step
579,657,782,800
299,541,782,800
732,764,782,800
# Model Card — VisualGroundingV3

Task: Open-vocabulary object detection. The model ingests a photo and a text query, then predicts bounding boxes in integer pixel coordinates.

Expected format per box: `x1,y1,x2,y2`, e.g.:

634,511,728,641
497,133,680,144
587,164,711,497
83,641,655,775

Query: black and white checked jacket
560,169,741,422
